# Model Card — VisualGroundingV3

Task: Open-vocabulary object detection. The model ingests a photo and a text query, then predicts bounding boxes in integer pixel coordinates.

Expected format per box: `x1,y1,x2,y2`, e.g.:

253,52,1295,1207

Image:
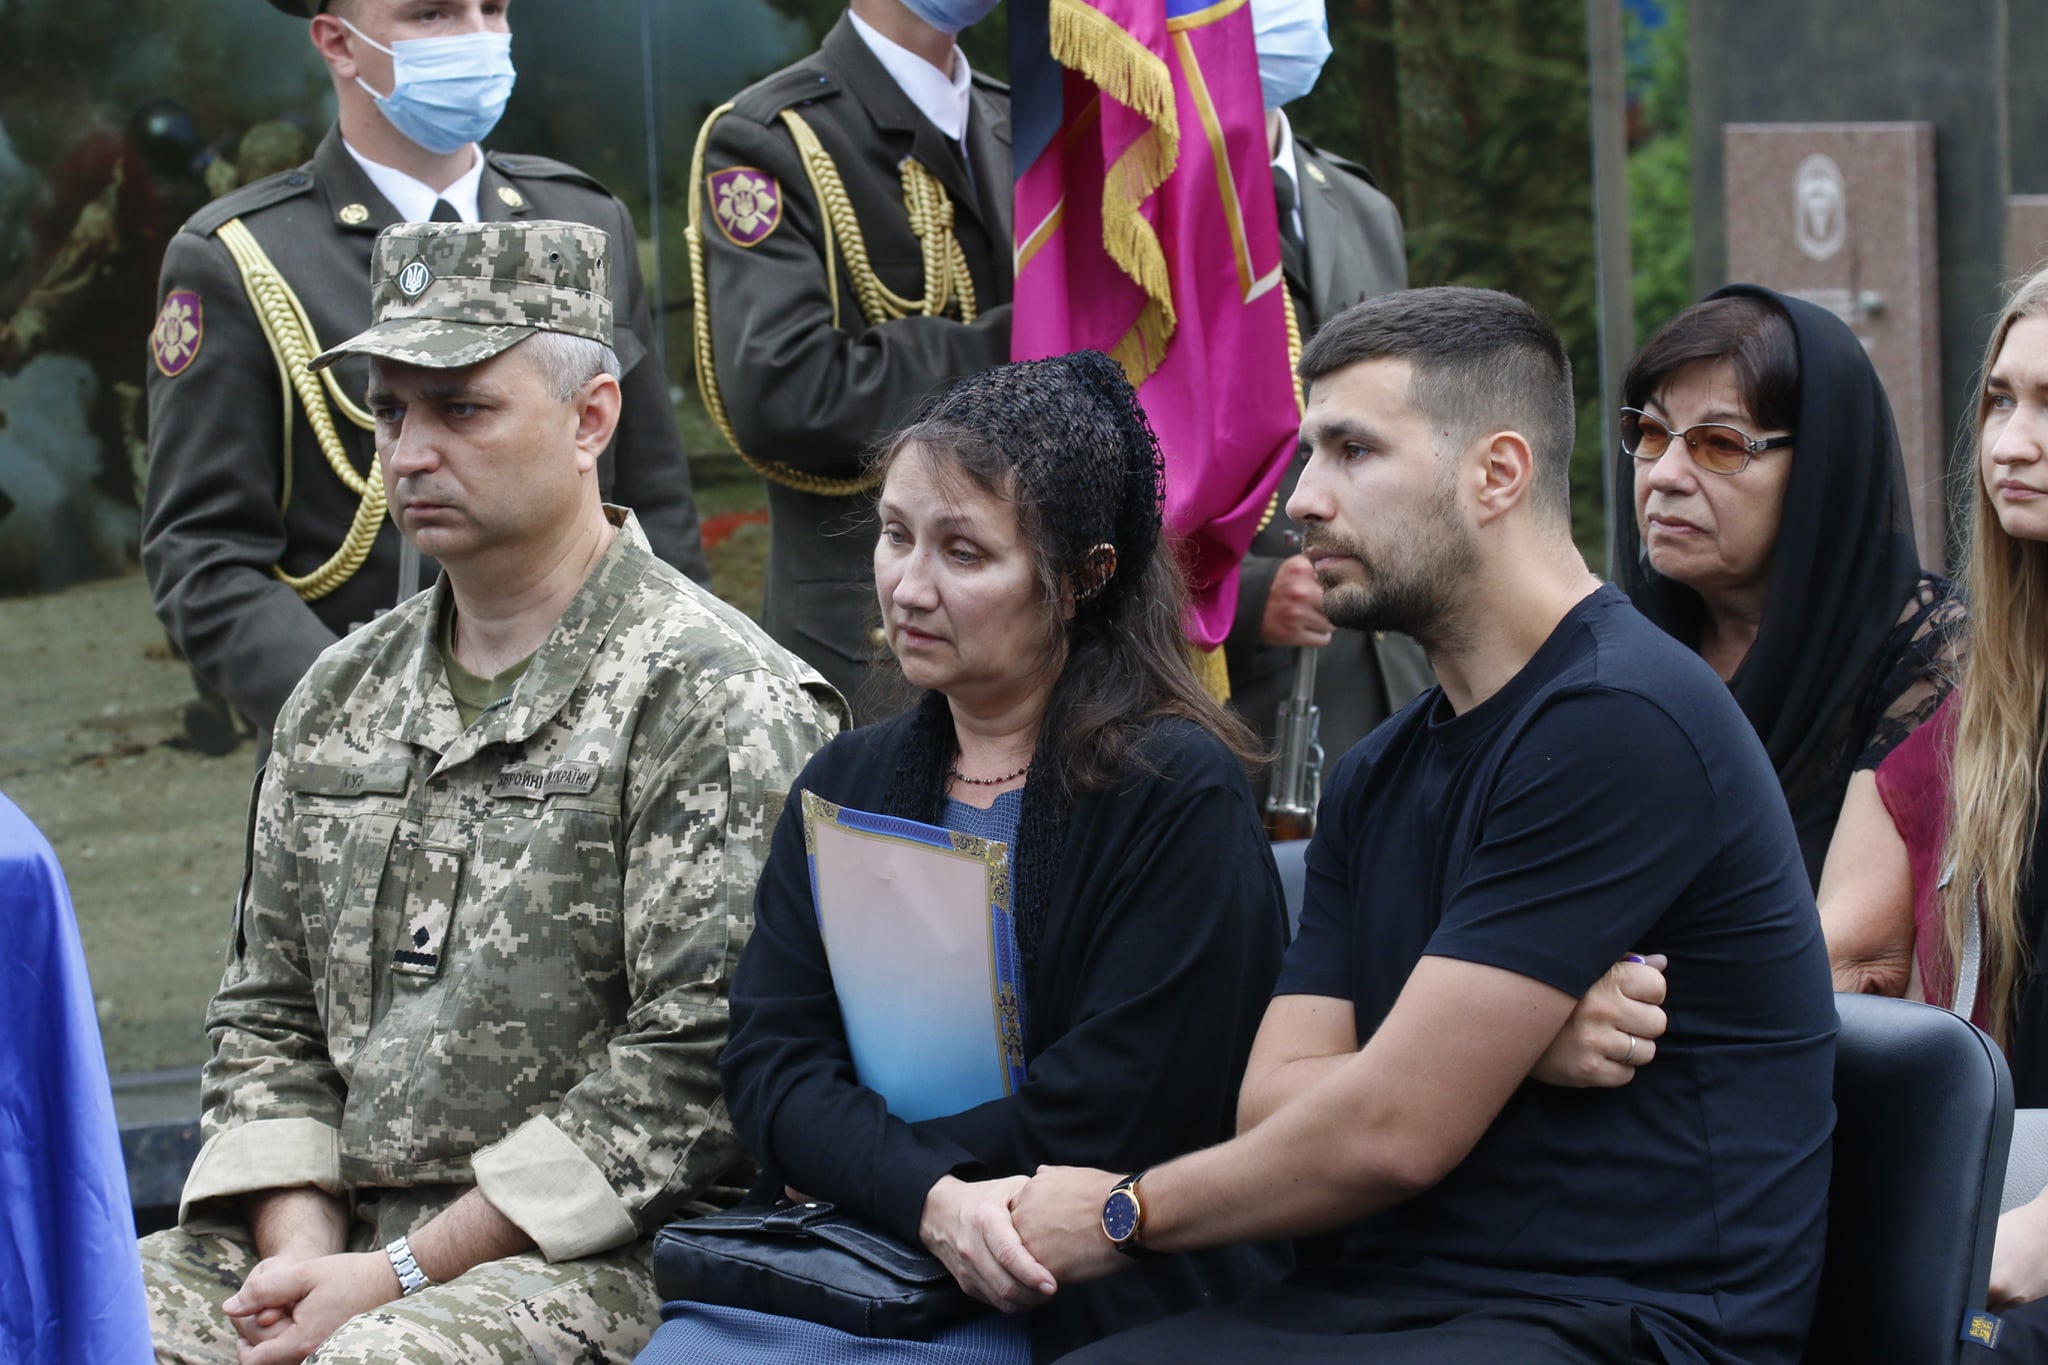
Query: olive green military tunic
692,16,1012,721
143,129,708,736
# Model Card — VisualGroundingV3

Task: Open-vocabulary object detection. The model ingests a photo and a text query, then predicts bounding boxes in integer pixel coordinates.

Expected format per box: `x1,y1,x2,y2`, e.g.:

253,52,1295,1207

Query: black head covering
878,350,1168,978
262,0,323,15
1613,284,1924,883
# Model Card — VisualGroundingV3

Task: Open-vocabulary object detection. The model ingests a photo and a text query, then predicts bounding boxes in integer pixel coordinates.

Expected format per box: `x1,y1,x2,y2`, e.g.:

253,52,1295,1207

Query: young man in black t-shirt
977,287,1836,1364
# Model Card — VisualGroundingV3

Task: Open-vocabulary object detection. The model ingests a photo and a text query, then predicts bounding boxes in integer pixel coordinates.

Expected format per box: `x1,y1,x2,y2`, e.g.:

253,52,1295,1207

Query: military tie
1272,165,1305,285
947,135,976,199
430,198,461,223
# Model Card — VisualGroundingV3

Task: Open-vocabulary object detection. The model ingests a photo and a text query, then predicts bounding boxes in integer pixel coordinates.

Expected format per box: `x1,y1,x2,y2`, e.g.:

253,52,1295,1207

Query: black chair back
1271,839,1308,939
1805,993,2012,1364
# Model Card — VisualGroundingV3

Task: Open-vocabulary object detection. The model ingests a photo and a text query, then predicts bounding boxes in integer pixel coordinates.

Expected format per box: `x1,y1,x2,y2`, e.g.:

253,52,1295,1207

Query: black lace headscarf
1612,285,1925,881
874,350,1168,975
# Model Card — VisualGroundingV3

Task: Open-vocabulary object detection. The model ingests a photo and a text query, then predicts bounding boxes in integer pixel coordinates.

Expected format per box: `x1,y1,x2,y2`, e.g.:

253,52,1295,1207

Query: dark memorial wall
1688,0,2007,550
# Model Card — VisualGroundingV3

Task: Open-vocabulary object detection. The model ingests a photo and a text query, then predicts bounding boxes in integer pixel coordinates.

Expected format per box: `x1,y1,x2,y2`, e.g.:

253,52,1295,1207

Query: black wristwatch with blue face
1101,1170,1149,1257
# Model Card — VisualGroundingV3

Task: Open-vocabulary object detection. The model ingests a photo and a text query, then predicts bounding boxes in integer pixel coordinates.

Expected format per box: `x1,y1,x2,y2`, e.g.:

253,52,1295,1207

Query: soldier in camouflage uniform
138,219,845,1365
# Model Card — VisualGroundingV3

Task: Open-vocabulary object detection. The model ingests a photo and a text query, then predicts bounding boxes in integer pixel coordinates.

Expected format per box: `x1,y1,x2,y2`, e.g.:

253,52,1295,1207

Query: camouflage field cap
309,219,614,373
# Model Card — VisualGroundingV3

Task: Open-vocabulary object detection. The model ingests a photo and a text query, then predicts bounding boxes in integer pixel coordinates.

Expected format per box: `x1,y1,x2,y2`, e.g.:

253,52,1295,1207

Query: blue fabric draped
0,793,152,1363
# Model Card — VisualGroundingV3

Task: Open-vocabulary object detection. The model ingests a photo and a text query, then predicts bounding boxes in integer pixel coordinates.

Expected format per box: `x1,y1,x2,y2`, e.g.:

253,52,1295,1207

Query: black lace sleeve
1853,573,1965,772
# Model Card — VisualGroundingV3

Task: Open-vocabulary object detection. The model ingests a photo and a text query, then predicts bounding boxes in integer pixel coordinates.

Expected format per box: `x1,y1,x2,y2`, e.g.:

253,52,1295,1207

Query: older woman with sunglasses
1610,286,1963,889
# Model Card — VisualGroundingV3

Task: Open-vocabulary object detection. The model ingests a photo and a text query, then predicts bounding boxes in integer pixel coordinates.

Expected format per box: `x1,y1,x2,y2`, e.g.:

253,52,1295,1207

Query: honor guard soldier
690,0,1010,721
138,218,843,1365
143,0,708,748
1225,0,1431,819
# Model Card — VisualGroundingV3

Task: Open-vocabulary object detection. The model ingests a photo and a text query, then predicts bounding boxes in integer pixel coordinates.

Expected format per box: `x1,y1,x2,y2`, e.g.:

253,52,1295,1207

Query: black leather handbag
652,1200,980,1340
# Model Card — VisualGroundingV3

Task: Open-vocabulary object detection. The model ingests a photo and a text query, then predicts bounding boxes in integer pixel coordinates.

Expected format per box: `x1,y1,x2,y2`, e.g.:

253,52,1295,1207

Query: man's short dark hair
1299,286,1576,522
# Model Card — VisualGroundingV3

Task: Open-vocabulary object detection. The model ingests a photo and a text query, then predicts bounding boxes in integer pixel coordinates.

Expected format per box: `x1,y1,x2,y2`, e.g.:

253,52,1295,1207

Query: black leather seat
1272,838,1308,938
1805,993,2013,1364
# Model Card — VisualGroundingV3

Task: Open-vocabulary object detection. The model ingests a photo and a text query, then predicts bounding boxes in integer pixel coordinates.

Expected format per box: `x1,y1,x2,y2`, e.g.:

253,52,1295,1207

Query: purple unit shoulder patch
152,291,203,377
708,167,782,248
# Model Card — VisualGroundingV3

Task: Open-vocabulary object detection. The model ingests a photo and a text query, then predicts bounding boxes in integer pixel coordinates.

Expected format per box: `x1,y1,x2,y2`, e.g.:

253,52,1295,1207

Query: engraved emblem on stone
339,203,370,226
398,260,434,298
1793,153,1847,262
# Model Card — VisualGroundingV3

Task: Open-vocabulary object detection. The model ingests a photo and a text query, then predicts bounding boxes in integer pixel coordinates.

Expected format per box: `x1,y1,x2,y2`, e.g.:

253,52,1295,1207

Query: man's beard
1304,493,1475,652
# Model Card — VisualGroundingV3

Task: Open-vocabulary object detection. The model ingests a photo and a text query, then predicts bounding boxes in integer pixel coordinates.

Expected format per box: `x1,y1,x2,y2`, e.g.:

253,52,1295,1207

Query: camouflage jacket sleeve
180,748,348,1229
468,665,840,1260
699,112,1012,479
143,229,344,734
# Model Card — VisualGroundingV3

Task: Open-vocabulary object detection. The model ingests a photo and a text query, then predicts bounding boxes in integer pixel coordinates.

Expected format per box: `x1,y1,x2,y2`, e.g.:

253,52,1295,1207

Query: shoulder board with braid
484,151,614,197
729,60,841,125
181,166,315,239
1293,138,1383,191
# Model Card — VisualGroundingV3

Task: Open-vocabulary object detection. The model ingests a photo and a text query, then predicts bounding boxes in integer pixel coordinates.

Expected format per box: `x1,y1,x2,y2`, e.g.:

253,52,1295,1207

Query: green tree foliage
1297,0,1605,554
1628,0,1693,344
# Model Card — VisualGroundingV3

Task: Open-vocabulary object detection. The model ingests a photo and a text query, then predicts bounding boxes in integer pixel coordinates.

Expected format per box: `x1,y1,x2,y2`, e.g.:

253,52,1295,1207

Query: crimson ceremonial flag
1010,0,1298,650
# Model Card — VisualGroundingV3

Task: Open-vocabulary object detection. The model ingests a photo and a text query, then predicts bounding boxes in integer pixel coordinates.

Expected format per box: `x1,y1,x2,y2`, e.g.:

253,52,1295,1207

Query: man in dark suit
1227,0,1431,814
143,0,707,747
691,1,1012,722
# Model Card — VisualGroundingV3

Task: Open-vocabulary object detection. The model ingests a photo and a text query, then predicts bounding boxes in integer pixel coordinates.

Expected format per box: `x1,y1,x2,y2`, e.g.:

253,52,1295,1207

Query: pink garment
1873,691,1983,1025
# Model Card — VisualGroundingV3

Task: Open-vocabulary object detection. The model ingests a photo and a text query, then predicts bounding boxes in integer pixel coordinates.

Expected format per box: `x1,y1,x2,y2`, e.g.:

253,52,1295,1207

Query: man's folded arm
1235,992,1358,1134
1146,955,1577,1251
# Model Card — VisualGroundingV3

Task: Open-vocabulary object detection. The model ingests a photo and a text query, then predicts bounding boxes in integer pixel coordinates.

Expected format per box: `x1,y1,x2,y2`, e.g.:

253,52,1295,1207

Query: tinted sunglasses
1620,408,1794,476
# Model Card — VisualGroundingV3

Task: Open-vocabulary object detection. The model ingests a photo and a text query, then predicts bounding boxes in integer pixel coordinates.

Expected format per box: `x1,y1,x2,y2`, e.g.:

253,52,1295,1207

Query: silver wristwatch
385,1234,432,1296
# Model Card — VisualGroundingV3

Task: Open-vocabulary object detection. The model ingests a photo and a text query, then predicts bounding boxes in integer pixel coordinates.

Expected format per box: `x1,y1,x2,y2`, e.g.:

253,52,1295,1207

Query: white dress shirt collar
848,10,974,144
1269,109,1304,243
342,139,485,224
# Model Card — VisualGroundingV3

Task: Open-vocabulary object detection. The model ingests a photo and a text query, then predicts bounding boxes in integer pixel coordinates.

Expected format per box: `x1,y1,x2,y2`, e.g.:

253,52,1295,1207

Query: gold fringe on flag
1189,639,1232,703
1049,0,1181,386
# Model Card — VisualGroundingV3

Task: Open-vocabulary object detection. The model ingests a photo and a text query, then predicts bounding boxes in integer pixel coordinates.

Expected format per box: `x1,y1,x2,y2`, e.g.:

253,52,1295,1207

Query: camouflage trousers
141,1186,659,1364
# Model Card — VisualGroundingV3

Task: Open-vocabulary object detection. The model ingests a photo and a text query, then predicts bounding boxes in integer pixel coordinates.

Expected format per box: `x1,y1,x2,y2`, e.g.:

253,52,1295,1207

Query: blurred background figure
0,83,202,594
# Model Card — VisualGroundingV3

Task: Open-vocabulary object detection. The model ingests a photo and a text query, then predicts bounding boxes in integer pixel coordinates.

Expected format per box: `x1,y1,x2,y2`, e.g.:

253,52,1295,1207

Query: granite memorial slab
1725,123,1944,567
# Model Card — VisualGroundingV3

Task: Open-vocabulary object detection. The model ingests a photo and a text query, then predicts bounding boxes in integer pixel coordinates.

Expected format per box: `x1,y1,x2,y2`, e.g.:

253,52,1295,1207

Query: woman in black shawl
1612,285,1962,888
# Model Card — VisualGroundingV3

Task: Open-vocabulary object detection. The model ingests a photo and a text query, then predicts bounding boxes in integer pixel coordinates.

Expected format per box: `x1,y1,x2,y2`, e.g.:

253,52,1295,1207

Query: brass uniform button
338,203,369,226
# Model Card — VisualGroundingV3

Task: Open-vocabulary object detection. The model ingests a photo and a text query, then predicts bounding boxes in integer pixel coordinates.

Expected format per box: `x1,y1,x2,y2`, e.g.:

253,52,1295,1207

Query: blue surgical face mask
1251,0,1332,110
899,0,1002,36
342,19,516,156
